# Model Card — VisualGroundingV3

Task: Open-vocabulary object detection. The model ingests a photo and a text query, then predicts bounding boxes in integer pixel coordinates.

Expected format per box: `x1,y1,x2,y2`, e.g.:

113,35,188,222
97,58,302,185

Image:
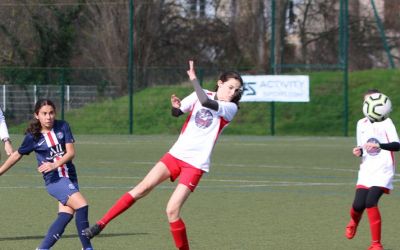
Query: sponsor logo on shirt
57,132,64,140
195,109,213,129
366,137,381,156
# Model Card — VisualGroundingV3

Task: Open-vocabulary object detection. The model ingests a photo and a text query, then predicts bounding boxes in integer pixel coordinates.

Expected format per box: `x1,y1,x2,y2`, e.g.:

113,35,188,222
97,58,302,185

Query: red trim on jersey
384,131,396,171
47,132,56,146
180,104,195,134
212,117,230,144
47,131,67,177
55,156,66,176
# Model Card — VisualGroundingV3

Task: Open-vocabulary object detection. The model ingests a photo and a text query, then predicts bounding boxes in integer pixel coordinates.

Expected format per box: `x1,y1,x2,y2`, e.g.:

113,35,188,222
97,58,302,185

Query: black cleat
84,224,103,239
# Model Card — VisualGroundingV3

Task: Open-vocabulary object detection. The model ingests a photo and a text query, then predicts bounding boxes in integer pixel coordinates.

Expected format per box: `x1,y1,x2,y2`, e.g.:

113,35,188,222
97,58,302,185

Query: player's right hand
171,94,181,108
352,147,362,157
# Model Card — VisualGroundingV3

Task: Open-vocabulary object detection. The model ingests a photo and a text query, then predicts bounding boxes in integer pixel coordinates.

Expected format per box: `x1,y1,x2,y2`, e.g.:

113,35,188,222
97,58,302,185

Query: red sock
350,207,363,224
367,206,381,244
97,192,135,229
170,218,189,250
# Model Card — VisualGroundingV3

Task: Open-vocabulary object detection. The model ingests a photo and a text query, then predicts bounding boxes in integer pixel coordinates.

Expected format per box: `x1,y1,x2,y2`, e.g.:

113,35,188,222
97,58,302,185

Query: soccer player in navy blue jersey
0,99,93,250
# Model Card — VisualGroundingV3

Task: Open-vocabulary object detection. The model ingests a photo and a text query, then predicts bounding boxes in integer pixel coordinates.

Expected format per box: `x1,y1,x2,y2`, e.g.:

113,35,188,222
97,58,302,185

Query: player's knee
165,205,180,221
132,182,153,198
352,202,365,212
365,200,378,208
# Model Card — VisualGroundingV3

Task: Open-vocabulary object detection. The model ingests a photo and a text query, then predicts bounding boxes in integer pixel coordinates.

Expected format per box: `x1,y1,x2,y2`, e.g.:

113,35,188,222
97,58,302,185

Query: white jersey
169,90,238,172
356,117,399,189
0,108,9,140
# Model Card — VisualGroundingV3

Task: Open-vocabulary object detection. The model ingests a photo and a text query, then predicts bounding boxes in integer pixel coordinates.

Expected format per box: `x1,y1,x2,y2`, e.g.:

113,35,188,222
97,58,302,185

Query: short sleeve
216,101,238,121
385,119,399,143
179,92,198,113
18,134,35,155
62,121,75,143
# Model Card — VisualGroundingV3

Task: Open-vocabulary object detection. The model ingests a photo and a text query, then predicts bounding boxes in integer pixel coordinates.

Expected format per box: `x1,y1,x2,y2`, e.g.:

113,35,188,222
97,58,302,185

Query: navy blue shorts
46,178,79,205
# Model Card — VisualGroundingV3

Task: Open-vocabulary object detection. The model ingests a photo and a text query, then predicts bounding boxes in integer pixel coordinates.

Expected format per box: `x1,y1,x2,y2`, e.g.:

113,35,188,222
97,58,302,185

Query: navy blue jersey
18,120,77,185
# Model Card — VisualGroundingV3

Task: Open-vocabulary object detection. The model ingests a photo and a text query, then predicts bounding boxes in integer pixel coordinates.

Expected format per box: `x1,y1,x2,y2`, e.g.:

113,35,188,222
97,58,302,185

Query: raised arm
187,60,219,111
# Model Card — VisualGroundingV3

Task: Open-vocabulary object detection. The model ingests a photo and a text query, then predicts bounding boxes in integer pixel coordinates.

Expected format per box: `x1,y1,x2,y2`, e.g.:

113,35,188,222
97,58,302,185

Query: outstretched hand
186,60,197,81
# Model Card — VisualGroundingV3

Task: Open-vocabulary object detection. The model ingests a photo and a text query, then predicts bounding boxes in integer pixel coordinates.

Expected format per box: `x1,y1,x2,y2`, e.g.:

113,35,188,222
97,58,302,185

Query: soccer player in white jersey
0,107,13,156
84,61,243,250
0,99,94,250
345,89,400,250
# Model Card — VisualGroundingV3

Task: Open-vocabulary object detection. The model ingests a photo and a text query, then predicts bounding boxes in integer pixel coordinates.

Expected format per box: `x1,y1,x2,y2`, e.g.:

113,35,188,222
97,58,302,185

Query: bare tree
0,0,83,84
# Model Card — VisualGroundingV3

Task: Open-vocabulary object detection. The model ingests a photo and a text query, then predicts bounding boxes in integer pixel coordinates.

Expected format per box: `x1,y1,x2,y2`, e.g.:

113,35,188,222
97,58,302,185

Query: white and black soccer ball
362,93,392,122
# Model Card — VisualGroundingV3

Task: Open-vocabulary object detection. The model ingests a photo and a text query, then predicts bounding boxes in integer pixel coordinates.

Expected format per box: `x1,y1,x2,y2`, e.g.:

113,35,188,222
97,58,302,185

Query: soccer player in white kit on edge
345,89,400,250
0,107,13,156
84,60,243,250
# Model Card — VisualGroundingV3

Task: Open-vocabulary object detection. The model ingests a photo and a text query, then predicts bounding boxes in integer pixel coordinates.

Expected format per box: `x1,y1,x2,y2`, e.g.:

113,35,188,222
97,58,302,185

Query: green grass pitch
0,135,399,249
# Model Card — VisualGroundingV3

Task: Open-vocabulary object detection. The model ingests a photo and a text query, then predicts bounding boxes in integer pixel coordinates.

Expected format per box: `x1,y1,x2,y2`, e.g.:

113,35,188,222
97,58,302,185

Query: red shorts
160,153,204,192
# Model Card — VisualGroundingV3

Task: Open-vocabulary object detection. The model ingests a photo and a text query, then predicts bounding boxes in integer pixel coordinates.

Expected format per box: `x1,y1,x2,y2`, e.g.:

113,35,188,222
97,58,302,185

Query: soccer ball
362,93,392,122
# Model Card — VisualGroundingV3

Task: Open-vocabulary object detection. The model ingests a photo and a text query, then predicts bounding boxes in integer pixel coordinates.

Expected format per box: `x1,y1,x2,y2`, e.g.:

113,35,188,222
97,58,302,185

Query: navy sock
75,205,93,249
38,212,73,249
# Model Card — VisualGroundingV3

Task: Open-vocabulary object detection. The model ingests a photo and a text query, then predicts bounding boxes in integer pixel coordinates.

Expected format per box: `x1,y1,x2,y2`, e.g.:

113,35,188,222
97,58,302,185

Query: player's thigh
352,188,369,210
65,192,88,211
129,161,171,198
365,187,384,207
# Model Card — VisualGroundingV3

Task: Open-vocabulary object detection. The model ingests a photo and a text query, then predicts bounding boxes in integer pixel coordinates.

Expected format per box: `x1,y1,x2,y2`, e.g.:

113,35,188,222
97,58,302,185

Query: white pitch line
2,180,400,189
0,181,352,190
92,161,360,173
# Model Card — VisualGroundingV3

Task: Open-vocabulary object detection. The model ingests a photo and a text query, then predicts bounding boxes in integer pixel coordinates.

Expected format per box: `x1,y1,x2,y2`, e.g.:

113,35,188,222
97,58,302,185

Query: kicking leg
84,162,171,239
346,188,367,239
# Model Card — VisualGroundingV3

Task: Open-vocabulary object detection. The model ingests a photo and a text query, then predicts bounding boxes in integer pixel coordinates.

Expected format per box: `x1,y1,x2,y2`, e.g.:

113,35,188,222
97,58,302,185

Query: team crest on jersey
195,109,213,129
56,132,64,140
366,137,381,156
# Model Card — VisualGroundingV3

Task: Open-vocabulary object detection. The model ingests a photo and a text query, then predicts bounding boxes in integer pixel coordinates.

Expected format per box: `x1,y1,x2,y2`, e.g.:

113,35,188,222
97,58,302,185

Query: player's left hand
38,162,57,173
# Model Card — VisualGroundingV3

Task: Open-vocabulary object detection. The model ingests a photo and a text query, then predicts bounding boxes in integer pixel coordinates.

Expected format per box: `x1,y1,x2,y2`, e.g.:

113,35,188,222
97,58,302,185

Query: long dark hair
26,99,56,140
214,71,244,107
